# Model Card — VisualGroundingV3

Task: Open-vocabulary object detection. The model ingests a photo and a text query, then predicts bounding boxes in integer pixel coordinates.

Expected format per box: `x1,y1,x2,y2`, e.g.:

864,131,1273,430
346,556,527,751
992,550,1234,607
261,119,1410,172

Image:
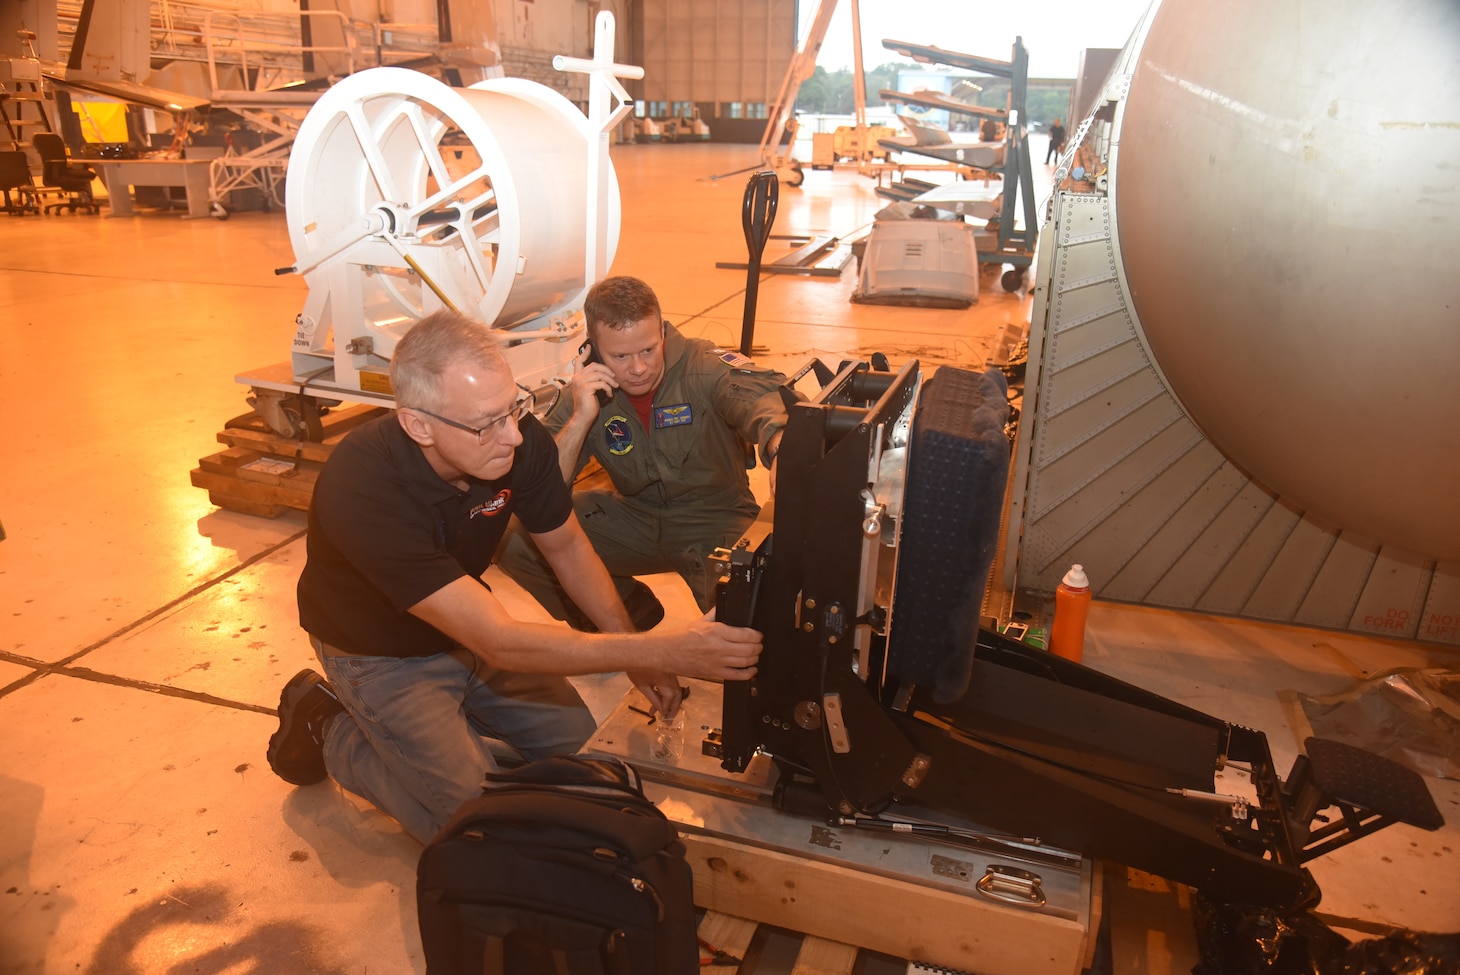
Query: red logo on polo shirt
471,490,511,518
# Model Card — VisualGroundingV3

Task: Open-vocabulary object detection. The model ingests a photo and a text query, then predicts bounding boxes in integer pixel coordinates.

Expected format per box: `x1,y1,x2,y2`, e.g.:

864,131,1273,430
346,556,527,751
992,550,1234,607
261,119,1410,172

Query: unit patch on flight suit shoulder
604,415,634,455
654,403,693,429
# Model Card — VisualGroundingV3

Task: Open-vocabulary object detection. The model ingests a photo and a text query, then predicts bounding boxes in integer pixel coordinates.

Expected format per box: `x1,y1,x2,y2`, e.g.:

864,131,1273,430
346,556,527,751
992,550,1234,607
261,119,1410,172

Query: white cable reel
282,65,620,405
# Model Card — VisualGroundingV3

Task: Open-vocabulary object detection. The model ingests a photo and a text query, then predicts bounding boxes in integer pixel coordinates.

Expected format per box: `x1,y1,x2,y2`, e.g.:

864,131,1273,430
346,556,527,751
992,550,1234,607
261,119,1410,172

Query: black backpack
416,755,698,975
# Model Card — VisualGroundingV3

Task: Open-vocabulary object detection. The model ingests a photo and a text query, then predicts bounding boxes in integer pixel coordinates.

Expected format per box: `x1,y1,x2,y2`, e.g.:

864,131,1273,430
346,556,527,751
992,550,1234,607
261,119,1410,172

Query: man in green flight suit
497,275,790,629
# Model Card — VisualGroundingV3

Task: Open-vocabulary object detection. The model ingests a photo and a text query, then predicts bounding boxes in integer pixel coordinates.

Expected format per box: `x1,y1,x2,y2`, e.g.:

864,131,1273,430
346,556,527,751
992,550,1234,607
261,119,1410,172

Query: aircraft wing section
879,136,1005,170
40,63,211,113
882,39,1013,76
207,89,324,109
879,88,1003,121
904,180,1003,219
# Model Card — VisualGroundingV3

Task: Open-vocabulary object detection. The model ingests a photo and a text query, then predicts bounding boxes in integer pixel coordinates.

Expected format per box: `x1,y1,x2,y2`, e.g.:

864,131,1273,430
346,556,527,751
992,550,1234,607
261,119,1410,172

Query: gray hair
390,309,508,412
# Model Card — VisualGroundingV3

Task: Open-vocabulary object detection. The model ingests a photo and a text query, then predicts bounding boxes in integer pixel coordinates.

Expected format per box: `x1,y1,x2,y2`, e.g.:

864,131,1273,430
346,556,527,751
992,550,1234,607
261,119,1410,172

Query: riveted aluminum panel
1197,498,1299,616
1005,0,1459,646
1416,565,1460,646
1347,549,1435,640
1295,534,1381,629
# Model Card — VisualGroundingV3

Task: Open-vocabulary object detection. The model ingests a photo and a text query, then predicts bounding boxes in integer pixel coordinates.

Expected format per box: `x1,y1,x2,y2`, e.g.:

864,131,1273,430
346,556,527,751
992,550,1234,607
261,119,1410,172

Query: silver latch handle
975,864,1046,909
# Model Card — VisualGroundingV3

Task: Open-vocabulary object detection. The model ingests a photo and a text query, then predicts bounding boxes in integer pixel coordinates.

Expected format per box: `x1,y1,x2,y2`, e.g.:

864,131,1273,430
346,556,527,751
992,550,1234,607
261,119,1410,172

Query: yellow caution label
359,371,394,395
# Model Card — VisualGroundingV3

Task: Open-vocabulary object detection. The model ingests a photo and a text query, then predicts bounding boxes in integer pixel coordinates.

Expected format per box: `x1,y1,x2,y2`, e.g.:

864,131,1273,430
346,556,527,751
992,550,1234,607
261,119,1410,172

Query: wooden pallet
594,681,1103,975
683,824,1101,975
190,403,388,517
696,907,1018,974
697,909,884,974
191,403,616,518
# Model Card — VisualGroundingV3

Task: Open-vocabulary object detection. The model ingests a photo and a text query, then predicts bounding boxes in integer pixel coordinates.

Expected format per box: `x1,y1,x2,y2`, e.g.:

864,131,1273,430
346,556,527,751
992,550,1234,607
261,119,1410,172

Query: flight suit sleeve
706,348,792,468
540,387,593,481
540,385,574,437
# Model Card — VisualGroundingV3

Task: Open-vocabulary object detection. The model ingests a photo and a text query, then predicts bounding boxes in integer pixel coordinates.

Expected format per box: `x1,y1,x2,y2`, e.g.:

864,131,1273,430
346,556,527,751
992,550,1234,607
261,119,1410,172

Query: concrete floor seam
49,664,276,715
1,527,306,700
0,265,294,290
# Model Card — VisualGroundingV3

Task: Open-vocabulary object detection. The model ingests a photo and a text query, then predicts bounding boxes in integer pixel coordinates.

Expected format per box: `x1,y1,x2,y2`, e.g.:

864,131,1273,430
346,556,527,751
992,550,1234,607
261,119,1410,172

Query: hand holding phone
579,339,613,408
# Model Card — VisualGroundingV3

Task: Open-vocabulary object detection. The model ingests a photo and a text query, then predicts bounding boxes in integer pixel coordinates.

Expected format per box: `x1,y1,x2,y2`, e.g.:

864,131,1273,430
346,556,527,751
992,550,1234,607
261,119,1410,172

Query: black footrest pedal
1305,737,1443,831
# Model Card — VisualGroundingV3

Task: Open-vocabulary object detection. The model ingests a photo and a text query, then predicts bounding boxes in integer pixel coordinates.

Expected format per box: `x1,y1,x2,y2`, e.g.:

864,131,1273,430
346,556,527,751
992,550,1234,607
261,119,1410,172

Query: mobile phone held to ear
580,340,612,407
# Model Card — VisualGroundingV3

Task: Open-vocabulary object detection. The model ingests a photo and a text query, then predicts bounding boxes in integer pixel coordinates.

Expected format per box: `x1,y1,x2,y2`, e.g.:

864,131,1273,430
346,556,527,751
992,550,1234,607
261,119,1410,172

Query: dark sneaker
622,579,666,631
266,669,344,786
562,579,665,633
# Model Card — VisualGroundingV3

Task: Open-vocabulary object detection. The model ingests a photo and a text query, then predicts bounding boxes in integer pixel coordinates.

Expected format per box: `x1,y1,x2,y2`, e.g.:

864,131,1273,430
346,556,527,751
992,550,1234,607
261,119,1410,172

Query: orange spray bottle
1049,564,1091,662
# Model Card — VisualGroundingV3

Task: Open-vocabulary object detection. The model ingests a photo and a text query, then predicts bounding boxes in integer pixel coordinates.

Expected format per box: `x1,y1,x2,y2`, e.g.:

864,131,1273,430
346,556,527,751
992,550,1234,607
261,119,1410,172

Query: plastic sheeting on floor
1281,669,1460,781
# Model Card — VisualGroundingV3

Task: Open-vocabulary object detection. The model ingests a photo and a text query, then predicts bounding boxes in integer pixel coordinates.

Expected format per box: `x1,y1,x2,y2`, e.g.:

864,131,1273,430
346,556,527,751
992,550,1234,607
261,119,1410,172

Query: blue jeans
316,648,596,844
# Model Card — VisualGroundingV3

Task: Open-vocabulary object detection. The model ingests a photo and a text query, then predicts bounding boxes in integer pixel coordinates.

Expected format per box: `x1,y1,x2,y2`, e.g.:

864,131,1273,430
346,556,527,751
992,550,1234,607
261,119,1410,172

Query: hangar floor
1,141,1456,973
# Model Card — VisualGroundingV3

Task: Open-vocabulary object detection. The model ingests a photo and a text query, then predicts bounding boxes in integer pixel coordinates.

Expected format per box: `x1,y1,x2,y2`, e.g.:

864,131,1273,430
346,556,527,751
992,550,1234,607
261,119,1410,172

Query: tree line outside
796,63,1073,127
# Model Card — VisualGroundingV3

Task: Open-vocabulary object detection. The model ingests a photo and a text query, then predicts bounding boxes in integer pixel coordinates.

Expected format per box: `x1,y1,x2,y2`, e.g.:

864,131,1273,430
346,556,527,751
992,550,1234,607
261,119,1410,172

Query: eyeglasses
413,383,561,446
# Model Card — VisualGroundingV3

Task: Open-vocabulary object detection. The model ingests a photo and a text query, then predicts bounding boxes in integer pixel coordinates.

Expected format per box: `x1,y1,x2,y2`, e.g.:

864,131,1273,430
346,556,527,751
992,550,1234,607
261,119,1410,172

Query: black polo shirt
297,412,572,657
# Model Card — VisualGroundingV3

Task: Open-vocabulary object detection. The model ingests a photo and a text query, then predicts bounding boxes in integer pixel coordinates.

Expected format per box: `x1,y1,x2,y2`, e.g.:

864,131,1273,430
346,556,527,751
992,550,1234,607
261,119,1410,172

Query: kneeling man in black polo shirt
265,309,763,843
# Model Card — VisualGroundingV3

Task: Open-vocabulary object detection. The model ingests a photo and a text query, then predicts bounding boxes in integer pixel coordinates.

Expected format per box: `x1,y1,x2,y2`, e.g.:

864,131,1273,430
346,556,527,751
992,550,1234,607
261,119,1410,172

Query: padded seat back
0,150,33,192
885,366,1012,702
33,132,95,191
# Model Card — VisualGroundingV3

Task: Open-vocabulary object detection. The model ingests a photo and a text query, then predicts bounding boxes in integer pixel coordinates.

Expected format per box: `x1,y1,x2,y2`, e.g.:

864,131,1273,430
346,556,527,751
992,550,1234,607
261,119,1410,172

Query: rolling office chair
33,132,100,214
0,150,40,215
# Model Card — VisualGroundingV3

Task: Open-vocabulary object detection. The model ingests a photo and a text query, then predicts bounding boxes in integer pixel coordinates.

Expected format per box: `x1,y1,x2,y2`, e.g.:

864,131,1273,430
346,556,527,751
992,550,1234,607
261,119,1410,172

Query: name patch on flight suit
654,403,693,429
604,415,634,455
